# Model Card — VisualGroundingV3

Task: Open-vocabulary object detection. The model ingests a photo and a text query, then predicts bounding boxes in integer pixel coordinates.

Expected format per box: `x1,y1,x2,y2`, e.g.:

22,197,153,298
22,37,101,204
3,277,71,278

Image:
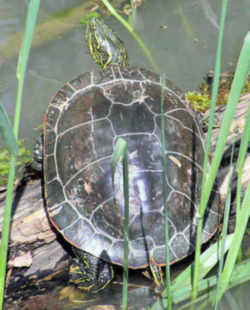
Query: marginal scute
44,130,56,155
44,154,57,182
153,246,176,265
167,192,196,233
169,233,192,259
44,106,59,131
50,84,74,108
203,208,220,236
128,237,154,267
46,179,64,207
51,202,78,230
130,237,154,251
65,218,95,249
69,72,92,90
109,241,125,265
89,233,113,259
61,83,75,98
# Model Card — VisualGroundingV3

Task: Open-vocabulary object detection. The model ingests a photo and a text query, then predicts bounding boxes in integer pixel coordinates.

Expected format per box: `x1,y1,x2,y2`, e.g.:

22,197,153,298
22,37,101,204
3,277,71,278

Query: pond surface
1,0,250,309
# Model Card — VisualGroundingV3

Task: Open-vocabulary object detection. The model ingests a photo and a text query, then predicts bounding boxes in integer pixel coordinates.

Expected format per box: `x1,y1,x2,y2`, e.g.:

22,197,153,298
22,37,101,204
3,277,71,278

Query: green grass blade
0,104,18,155
112,138,129,310
193,29,250,302
151,235,240,309
192,0,229,301
160,74,172,309
0,1,40,309
214,168,233,310
100,0,159,73
235,104,250,174
128,0,137,28
218,181,250,300
16,1,40,79
151,235,234,309
172,234,233,291
112,138,127,170
235,103,250,220
0,156,16,308
202,32,250,302
153,240,250,308
203,31,250,204
14,0,40,136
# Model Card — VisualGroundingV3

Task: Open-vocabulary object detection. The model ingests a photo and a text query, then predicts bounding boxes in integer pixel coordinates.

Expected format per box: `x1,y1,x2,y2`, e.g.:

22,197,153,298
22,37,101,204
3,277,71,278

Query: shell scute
44,106,59,132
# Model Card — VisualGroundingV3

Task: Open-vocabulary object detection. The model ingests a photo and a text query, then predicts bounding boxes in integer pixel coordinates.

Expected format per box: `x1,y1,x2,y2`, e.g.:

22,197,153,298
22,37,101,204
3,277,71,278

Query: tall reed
112,138,129,310
0,1,40,309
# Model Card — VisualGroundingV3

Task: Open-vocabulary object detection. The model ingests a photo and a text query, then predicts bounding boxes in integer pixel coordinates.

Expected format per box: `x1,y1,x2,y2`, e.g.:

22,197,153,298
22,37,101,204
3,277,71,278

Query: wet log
0,178,71,302
206,93,250,201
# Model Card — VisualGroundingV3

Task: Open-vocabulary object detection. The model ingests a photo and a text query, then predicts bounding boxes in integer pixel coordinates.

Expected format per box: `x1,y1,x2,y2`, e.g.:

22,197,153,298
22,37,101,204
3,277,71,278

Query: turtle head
85,17,127,69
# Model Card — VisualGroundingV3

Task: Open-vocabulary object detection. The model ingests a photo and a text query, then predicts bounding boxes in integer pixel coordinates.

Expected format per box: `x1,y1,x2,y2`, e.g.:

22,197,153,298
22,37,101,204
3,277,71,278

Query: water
1,0,250,308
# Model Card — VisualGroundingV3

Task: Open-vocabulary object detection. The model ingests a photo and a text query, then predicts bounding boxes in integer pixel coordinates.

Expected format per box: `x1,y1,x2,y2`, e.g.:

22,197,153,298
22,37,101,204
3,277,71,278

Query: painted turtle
42,17,220,292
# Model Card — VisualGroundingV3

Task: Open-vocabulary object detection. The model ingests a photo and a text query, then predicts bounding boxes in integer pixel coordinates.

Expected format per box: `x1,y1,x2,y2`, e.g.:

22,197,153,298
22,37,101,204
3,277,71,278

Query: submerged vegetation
186,73,250,112
0,140,32,186
186,91,211,112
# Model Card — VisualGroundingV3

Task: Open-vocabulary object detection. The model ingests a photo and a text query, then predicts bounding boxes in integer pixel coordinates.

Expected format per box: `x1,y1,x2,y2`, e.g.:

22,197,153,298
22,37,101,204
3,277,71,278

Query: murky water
1,0,250,309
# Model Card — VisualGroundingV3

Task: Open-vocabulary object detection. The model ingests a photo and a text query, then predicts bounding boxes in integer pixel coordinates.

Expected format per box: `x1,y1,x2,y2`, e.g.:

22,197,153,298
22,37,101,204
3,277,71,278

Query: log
206,93,250,201
0,178,70,301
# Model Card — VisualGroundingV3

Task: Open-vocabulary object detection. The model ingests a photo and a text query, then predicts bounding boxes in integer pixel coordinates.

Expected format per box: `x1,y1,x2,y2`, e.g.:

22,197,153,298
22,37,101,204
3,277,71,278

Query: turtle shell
43,67,220,269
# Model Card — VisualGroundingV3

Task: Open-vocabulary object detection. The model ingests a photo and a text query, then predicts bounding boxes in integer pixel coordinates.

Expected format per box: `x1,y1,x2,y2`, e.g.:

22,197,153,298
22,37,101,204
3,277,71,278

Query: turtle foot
69,248,114,293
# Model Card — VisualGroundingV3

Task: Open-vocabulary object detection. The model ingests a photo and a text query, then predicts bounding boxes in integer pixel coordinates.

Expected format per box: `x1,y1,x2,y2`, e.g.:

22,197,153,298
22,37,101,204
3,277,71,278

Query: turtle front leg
69,247,114,293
